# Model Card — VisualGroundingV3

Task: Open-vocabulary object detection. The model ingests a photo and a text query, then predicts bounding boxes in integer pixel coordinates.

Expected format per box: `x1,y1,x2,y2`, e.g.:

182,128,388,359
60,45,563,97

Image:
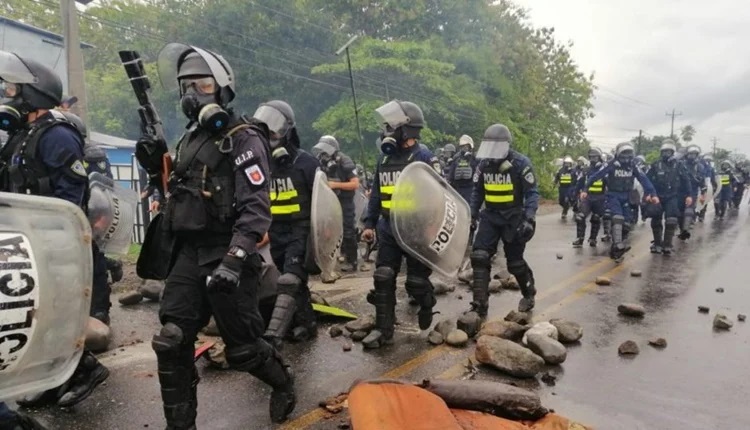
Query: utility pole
637,129,643,154
665,108,683,140
711,137,718,155
60,0,91,123
335,35,366,172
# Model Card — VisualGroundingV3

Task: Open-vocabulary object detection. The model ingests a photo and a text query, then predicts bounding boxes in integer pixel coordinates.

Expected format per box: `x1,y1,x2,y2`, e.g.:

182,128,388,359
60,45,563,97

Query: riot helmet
659,139,676,161
374,100,424,155
312,135,339,163
435,147,444,158
615,142,635,164
576,156,588,168
476,124,512,160
720,160,733,172
635,155,646,166
563,156,574,168
685,144,701,161
702,153,714,168
459,134,474,152
588,147,603,164
0,51,63,132
252,100,298,149
443,143,457,158
158,43,235,131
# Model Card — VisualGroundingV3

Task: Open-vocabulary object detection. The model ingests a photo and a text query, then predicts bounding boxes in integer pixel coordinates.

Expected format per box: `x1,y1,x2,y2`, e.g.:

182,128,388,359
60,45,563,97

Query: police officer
141,45,295,426
360,100,440,349
715,160,737,219
468,124,539,315
442,143,456,176
253,100,320,348
573,148,606,248
646,140,693,255
678,144,705,239
731,164,747,209
698,153,718,222
312,135,360,272
447,134,478,203
583,142,657,260
554,156,576,219
0,51,110,409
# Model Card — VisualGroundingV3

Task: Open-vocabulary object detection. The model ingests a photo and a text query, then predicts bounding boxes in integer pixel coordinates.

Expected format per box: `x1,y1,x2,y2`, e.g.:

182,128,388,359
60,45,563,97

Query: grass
124,243,142,264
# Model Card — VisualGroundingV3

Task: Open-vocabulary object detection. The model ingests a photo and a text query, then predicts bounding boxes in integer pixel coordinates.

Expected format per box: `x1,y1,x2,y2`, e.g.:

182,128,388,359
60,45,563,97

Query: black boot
362,267,396,349
572,237,584,248
469,251,491,317
152,325,197,430
509,260,536,312
57,351,110,407
663,218,677,255
589,219,600,246
290,288,317,342
263,293,297,349
650,221,663,253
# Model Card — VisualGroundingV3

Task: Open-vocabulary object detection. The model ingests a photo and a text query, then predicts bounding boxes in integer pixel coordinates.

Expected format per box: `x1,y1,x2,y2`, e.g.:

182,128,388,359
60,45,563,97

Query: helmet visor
476,139,510,160
312,140,337,158
179,76,217,96
253,105,291,137
158,43,232,94
0,82,20,98
0,52,37,84
374,101,409,130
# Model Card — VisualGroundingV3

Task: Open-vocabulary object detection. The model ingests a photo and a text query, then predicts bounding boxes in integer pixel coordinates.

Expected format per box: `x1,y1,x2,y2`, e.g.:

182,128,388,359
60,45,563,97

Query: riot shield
310,170,344,277
354,186,369,230
0,192,92,401
698,177,714,213
88,172,138,255
390,162,471,277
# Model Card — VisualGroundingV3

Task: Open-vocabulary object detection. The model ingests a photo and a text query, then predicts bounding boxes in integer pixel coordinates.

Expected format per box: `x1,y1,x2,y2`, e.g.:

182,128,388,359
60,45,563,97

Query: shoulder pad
84,144,107,160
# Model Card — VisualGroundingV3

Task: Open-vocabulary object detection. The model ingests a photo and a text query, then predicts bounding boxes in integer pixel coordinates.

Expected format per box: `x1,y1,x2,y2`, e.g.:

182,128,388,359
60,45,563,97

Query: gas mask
660,151,674,162
0,94,32,132
378,127,403,155
179,77,229,132
272,146,292,165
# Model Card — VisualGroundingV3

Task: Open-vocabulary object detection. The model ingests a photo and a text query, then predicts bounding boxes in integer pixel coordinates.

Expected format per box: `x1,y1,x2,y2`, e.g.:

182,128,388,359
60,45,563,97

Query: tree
680,125,696,143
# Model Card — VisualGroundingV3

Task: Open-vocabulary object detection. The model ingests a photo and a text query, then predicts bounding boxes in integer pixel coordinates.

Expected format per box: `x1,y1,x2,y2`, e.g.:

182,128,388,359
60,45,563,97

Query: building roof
90,131,135,149
0,16,94,48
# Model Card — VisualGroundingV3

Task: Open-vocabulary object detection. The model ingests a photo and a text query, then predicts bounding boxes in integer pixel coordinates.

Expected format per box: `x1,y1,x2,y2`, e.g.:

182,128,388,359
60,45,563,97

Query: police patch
97,161,107,170
244,164,265,185
71,160,87,177
525,172,535,184
473,172,480,183
433,162,442,174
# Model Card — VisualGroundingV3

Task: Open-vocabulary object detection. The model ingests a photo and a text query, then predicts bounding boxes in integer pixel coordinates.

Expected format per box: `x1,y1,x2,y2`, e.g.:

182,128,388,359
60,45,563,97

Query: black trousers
90,243,111,316
339,197,358,265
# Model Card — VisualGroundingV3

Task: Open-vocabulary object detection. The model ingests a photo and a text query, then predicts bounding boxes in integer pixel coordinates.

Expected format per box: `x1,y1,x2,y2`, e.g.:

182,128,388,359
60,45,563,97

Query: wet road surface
13,207,750,429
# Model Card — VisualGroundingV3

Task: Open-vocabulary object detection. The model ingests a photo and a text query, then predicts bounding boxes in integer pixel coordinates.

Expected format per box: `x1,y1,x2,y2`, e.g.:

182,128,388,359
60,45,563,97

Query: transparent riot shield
88,172,138,255
310,170,344,276
354,187,369,230
0,192,92,401
698,177,713,213
390,162,471,277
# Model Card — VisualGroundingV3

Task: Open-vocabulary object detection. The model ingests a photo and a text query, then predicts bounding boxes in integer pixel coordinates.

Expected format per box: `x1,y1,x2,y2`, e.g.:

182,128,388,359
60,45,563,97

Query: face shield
179,76,217,96
311,140,337,161
476,139,510,160
0,52,38,85
157,43,232,94
252,105,292,138
374,101,410,130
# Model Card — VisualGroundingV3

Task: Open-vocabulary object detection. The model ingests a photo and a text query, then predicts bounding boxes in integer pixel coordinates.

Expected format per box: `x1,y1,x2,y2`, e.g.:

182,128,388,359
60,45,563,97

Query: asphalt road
14,205,750,430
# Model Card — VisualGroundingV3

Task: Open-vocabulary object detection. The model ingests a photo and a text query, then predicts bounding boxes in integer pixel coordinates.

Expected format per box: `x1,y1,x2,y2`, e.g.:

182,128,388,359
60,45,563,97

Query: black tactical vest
606,164,636,193
270,151,312,222
451,154,474,184
378,151,416,216
651,160,680,195
3,112,84,196
165,121,258,234
480,159,523,210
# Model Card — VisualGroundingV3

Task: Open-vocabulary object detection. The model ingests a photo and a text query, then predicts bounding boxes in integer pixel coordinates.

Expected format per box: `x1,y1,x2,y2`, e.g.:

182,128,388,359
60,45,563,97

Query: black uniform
323,153,359,267
647,158,691,253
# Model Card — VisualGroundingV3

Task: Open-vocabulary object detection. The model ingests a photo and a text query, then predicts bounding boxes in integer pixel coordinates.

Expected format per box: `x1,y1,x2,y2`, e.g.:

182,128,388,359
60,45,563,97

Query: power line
596,85,655,107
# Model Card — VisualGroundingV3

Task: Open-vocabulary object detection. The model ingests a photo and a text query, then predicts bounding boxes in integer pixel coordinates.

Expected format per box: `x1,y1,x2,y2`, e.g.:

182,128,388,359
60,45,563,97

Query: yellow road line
279,249,644,429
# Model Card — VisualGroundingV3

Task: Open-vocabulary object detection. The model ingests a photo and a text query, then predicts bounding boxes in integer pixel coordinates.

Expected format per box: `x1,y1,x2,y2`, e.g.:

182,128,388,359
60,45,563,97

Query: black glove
516,218,536,243
470,218,478,232
207,255,244,294
135,136,168,176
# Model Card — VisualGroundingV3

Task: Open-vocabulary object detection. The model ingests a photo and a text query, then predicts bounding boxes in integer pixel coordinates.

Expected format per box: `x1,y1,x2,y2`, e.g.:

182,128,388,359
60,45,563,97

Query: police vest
651,160,680,194
559,171,573,186
720,174,730,186
4,113,84,197
166,122,258,234
589,179,604,194
606,165,635,193
452,155,474,183
481,161,522,210
270,154,312,222
378,152,415,215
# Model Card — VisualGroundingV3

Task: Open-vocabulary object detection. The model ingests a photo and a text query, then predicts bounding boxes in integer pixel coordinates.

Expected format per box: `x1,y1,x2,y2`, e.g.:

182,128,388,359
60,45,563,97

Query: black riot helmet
0,51,63,131
374,99,424,154
615,142,635,164
252,100,299,149
312,135,339,162
443,143,456,158
588,147,603,164
476,124,512,160
158,43,235,131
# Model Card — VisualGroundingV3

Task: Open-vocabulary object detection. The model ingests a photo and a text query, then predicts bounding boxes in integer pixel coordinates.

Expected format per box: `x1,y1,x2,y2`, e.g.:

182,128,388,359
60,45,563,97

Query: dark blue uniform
574,162,607,245
323,153,359,268
679,158,705,236
646,158,692,252
698,160,717,221
715,170,737,218
447,151,478,204
470,150,539,315
363,144,440,339
554,166,576,216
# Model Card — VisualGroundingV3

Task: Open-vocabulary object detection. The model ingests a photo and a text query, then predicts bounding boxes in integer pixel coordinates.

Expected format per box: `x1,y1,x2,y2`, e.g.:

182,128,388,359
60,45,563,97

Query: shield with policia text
87,172,138,255
0,193,92,401
389,162,471,277
310,170,344,277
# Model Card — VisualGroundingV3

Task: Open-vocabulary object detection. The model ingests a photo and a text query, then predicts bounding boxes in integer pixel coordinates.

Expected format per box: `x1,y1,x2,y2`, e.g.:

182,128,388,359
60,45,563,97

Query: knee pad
404,276,432,298
507,259,529,278
225,340,271,372
612,214,625,225
277,273,302,296
152,323,185,355
575,212,586,223
665,217,679,226
470,250,491,269
590,213,601,224
373,266,396,284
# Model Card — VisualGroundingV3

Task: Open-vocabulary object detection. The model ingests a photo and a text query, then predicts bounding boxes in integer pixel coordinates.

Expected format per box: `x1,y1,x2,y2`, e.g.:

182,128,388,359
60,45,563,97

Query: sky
514,0,750,156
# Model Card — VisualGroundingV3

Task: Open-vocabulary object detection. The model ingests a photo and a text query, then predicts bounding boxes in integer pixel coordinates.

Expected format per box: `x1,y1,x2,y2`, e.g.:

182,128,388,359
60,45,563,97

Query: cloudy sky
514,0,750,156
